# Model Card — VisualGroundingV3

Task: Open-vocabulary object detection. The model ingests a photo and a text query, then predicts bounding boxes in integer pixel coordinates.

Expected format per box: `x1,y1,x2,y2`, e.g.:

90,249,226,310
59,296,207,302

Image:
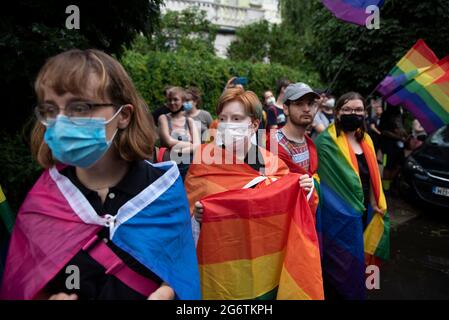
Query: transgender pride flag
322,0,385,26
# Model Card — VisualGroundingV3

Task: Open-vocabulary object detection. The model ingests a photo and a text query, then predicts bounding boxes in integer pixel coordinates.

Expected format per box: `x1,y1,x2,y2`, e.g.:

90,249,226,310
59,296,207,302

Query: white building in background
161,0,281,57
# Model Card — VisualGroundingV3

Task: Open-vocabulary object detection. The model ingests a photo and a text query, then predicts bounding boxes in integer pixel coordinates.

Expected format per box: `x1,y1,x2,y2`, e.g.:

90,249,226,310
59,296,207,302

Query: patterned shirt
275,129,310,172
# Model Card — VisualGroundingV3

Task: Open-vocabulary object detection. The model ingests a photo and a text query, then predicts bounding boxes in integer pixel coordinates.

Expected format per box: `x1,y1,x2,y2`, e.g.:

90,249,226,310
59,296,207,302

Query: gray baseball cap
282,82,320,104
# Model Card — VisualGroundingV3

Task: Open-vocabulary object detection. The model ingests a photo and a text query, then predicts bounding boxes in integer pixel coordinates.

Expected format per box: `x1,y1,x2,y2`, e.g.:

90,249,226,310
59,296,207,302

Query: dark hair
186,86,202,107
168,86,186,101
275,78,291,97
334,92,366,142
163,85,174,97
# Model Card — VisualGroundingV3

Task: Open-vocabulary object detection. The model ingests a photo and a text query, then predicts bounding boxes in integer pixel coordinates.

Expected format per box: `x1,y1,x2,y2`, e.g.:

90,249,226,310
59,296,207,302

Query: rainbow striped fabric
185,144,324,300
376,39,449,133
197,174,324,300
386,57,449,133
377,39,439,96
315,124,389,299
322,0,384,26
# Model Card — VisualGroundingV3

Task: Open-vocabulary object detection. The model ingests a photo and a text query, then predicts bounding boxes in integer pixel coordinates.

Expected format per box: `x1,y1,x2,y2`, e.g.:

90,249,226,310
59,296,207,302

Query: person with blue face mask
42,104,124,168
158,87,200,180
0,49,201,301
184,87,213,144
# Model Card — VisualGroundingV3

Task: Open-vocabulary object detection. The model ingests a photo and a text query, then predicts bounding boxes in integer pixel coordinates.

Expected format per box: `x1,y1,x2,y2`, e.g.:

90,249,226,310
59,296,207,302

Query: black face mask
340,114,364,132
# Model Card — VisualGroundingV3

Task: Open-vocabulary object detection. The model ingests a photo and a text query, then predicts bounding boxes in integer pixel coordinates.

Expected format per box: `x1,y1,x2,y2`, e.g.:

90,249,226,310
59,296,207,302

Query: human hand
194,201,204,223
299,174,313,193
49,293,78,300
148,283,175,300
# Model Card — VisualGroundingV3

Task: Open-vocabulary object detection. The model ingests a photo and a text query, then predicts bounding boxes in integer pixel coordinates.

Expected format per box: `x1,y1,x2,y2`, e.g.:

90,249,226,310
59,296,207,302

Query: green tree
279,0,315,41
0,0,163,211
227,20,271,63
120,50,322,116
1,0,162,133
227,20,314,72
133,7,218,58
283,0,449,96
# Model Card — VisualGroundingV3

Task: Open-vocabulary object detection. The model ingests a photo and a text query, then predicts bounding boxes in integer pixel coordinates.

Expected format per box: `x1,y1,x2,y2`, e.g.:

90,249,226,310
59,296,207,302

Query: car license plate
433,186,449,197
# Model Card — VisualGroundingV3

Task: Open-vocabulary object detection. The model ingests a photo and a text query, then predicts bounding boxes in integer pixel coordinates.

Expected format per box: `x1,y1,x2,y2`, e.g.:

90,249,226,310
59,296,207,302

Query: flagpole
326,28,367,94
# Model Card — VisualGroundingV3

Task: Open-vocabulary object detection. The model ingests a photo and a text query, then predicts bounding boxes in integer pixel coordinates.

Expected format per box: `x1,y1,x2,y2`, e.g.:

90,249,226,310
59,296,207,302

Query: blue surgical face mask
44,107,123,168
183,102,193,112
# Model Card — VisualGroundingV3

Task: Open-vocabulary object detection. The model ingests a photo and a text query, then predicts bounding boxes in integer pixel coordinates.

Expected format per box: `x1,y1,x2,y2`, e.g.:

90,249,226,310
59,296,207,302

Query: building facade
161,0,281,57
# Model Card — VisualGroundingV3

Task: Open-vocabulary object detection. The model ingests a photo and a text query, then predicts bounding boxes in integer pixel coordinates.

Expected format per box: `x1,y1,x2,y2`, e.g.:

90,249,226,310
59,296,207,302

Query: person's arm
158,114,192,149
315,123,326,133
370,123,381,135
188,117,201,153
370,186,384,216
205,111,213,128
312,114,326,133
223,77,238,92
381,129,403,140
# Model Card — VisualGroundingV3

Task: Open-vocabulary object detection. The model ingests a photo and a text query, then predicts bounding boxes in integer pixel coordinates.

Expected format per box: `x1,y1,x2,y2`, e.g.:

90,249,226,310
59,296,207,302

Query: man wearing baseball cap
267,82,321,217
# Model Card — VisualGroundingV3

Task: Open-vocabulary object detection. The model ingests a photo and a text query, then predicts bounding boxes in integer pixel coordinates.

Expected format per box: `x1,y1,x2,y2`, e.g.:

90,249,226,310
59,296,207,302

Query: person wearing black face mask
334,93,375,227
315,92,389,300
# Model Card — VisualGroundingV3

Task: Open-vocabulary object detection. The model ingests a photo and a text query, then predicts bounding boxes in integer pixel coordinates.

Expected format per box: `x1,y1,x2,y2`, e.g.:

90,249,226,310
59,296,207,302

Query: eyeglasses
35,102,119,126
340,107,365,115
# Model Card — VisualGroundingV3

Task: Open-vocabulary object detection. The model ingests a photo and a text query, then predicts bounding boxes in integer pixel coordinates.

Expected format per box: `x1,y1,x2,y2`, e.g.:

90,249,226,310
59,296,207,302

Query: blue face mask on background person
183,102,193,112
44,107,123,168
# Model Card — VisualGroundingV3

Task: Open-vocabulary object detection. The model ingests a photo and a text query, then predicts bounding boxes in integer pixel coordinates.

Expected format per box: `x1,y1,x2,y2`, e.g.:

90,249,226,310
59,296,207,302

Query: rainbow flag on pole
386,57,449,133
377,39,439,96
197,174,324,300
315,124,389,299
322,0,384,26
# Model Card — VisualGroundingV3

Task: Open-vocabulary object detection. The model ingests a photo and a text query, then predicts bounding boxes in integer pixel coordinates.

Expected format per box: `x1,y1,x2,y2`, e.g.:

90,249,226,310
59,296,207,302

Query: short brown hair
334,91,367,142
186,86,202,107
167,86,186,101
32,49,156,168
216,87,262,121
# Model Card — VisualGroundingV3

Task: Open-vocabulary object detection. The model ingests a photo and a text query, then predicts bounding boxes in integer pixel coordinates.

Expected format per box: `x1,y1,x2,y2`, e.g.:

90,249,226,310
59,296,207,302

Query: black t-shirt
267,105,286,128
356,153,371,229
152,105,170,126
46,161,165,300
244,144,266,175
219,144,265,176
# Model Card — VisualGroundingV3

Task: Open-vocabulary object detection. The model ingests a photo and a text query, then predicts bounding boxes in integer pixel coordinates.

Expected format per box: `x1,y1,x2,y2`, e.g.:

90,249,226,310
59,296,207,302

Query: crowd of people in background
0,48,427,301
149,76,424,195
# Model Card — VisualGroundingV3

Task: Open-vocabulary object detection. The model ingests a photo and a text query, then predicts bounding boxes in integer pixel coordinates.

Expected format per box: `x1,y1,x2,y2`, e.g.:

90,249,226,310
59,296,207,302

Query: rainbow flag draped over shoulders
184,144,324,300
385,57,449,133
198,174,324,300
315,124,389,299
321,0,384,26
185,143,290,213
377,39,439,96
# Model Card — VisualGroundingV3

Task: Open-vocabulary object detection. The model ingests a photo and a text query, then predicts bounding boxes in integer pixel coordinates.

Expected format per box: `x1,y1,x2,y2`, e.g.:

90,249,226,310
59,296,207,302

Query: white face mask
266,97,276,106
216,122,254,149
324,98,335,108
